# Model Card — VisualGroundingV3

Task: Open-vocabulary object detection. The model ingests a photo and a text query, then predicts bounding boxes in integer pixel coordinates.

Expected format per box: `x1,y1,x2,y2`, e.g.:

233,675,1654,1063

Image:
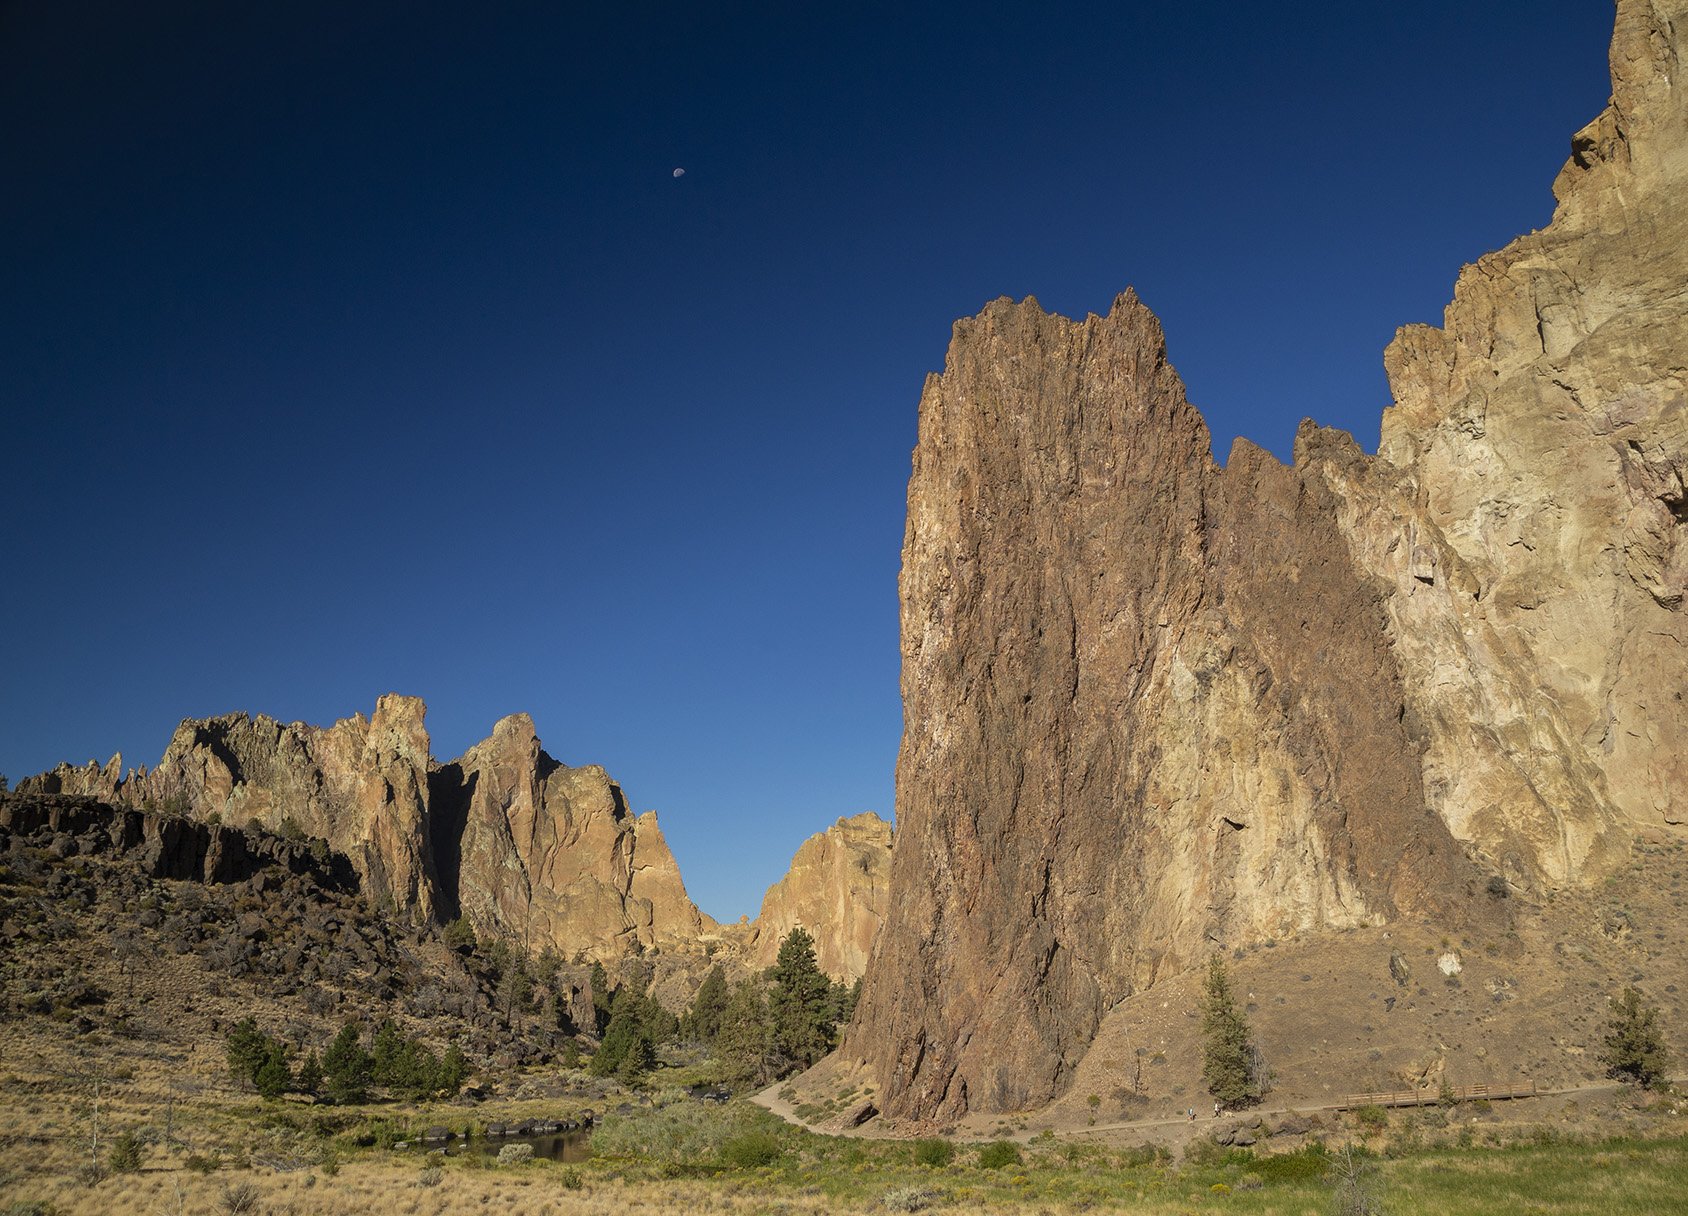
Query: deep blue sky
1,2,1615,921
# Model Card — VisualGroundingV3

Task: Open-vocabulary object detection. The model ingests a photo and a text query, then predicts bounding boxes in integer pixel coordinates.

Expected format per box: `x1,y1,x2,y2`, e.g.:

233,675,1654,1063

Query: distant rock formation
750,812,892,980
23,694,441,920
21,702,893,982
848,0,1688,1122
439,711,712,957
22,697,709,963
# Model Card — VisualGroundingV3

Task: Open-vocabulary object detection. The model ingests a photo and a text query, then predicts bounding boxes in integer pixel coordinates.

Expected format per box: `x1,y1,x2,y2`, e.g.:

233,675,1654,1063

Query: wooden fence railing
1337,1080,1537,1110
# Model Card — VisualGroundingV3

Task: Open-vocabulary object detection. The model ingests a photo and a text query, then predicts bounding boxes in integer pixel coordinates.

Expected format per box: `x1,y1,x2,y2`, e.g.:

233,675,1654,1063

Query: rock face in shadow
750,812,892,980
0,794,357,891
847,0,1688,1122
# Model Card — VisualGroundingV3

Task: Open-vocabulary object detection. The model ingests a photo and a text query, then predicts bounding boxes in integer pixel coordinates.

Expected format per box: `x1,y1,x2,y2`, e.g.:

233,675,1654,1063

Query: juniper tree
686,964,730,1043
1601,986,1671,1089
224,1018,270,1089
1201,956,1263,1108
768,927,835,1073
589,960,611,1034
591,985,653,1079
438,1044,468,1095
322,1021,372,1104
296,1051,324,1096
715,979,773,1086
253,1042,292,1100
497,950,532,1022
442,918,477,954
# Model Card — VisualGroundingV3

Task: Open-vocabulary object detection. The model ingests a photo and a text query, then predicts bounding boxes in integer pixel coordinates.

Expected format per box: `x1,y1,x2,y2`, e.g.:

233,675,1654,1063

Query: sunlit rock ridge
23,697,891,976
845,0,1688,1122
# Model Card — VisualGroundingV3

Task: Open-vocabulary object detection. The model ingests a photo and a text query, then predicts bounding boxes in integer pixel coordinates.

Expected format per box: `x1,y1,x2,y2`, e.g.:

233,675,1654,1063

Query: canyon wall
848,0,1687,1122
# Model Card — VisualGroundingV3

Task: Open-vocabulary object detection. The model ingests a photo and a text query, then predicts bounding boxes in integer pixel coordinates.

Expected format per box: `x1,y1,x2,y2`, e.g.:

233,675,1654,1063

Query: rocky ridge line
22,699,891,980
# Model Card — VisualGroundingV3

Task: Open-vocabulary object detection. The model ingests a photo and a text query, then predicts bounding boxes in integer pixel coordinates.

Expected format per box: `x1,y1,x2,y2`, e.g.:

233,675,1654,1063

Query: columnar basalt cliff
847,0,1688,1123
750,812,893,980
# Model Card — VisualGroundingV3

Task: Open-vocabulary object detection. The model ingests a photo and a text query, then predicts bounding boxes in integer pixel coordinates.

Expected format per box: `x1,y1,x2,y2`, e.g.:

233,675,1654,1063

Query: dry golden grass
4,1162,875,1216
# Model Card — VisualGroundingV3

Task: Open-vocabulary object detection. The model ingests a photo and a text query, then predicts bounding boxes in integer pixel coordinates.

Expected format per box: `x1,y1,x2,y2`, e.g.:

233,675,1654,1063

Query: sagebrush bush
1354,1104,1389,1131
977,1140,1021,1169
592,1102,786,1171
720,1131,782,1168
218,1182,259,1216
1252,1147,1331,1182
882,1185,937,1213
912,1137,954,1167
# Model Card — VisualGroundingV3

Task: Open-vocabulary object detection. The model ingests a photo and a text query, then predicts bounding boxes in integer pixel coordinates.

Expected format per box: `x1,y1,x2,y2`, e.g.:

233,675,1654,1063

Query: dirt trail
752,1076,1654,1146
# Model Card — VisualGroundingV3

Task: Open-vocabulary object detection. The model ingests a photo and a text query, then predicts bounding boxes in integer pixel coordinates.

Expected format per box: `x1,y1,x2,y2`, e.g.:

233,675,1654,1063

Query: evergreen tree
826,978,854,1026
1601,986,1671,1089
687,964,731,1043
589,961,611,1035
437,1044,469,1096
254,1042,293,1100
615,1029,656,1086
715,980,772,1087
296,1051,324,1096
532,947,562,992
637,990,679,1044
1200,956,1263,1108
371,1020,406,1082
442,917,477,954
322,1021,372,1104
590,986,642,1077
768,927,835,1073
224,1017,270,1089
498,953,533,1022
367,1020,460,1098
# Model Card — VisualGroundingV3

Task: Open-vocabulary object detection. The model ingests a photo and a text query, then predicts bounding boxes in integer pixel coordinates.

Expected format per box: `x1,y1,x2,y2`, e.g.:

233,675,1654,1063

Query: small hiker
1187,1106,1195,1122
1214,1101,1221,1118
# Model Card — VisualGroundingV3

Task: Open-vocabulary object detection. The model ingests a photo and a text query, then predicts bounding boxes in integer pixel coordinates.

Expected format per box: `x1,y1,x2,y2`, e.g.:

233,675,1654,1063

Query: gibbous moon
672,167,686,178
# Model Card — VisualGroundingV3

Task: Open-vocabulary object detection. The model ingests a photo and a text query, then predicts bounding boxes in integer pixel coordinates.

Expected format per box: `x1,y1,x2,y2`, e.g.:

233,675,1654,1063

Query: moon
672,167,686,178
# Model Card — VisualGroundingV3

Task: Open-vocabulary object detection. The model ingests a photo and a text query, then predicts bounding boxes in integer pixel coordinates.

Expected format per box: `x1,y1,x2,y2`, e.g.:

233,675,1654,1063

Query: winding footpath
752,1076,1666,1145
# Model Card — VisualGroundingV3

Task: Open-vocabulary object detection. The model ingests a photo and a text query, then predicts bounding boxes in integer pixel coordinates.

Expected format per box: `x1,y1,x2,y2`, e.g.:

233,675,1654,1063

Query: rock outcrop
24,697,896,984
1363,0,1688,855
439,712,710,959
750,812,893,980
27,694,444,923
25,698,711,963
0,793,358,891
849,0,1688,1122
